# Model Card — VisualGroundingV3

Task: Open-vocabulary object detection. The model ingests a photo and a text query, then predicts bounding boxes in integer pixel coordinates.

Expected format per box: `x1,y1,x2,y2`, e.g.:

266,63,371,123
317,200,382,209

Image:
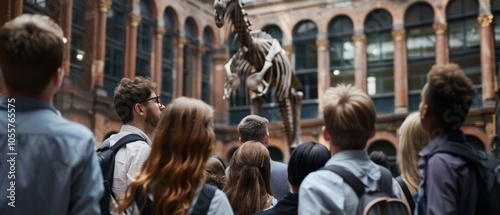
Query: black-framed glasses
140,96,162,105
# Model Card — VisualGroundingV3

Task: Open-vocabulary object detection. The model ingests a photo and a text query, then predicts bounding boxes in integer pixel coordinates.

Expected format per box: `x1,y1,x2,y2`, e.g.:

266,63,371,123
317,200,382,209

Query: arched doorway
367,140,398,176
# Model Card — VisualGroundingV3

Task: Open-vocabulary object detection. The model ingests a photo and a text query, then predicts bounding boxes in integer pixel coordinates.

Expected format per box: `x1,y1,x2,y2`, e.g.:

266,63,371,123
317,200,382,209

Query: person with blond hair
298,84,401,214
116,97,233,215
396,112,430,213
0,14,103,215
224,141,276,215
415,64,477,215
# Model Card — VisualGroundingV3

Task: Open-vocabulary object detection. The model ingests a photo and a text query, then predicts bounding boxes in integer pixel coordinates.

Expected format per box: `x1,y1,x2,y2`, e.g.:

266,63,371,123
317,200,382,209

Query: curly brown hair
113,76,157,123
425,64,476,130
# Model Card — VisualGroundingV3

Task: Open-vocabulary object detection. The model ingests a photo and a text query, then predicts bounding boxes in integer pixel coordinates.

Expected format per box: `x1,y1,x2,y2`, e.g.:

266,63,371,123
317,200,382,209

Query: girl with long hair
117,97,233,215
223,141,275,215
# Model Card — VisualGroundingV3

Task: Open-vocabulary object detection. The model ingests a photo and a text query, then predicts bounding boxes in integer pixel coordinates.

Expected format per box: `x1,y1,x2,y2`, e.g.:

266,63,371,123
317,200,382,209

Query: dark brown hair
237,115,269,143
113,76,157,123
205,156,227,190
0,14,64,96
425,64,476,130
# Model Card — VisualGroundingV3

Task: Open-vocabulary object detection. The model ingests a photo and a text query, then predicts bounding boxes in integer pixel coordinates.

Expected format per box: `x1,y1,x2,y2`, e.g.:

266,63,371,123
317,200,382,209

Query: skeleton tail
278,98,294,146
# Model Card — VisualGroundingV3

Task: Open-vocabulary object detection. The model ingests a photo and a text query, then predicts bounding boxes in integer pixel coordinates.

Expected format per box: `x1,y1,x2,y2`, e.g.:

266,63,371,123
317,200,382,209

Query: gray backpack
321,165,411,215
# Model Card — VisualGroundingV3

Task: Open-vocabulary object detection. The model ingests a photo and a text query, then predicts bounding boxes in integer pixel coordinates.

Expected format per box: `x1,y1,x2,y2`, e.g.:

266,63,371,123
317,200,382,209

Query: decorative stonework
155,27,166,39
478,14,494,28
433,22,447,35
128,13,141,27
392,29,405,41
97,0,111,13
316,40,329,51
352,34,366,46
175,37,187,49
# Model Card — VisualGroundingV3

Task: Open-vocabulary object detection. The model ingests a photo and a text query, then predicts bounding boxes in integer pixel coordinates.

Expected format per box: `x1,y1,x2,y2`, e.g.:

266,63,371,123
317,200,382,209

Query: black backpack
321,165,411,215
96,134,145,215
395,176,415,215
421,142,500,214
134,184,217,215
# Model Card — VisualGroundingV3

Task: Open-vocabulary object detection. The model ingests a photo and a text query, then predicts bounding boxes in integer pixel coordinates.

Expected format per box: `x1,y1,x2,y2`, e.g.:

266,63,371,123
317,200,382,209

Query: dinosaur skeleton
214,0,303,146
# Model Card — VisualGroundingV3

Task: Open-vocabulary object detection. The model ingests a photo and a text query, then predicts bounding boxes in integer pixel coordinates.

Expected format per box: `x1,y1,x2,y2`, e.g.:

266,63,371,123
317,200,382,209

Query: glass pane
465,18,480,49
364,9,393,33
294,21,318,38
367,66,394,94
448,21,464,52
452,56,481,85
185,18,198,39
135,57,150,78
328,16,353,36
163,33,174,60
404,3,434,26
381,32,394,59
263,25,283,44
495,16,500,45
407,26,435,58
297,73,318,99
331,69,355,87
367,35,380,61
408,62,433,90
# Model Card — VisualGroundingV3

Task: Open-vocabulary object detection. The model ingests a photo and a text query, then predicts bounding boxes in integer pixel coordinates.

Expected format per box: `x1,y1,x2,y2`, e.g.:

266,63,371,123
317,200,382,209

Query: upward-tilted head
214,0,234,28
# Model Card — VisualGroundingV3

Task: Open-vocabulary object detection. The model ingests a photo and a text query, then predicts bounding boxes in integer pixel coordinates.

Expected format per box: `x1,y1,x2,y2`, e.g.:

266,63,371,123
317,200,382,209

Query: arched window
161,7,176,105
136,0,153,78
183,18,198,97
104,0,128,97
328,16,355,87
293,20,318,119
364,9,394,114
447,0,482,108
23,0,53,15
493,0,500,91
70,0,85,89
202,27,214,104
405,3,435,111
262,25,283,45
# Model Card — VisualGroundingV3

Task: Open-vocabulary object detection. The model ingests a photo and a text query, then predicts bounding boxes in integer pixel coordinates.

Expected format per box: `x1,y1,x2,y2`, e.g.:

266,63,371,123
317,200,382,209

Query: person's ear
134,103,144,116
369,126,376,139
52,67,64,87
322,126,330,141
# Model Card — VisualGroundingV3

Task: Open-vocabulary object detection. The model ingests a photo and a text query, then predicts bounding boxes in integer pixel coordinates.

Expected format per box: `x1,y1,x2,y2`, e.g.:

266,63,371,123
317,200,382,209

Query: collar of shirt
0,96,59,114
418,129,466,158
326,150,370,165
118,124,152,145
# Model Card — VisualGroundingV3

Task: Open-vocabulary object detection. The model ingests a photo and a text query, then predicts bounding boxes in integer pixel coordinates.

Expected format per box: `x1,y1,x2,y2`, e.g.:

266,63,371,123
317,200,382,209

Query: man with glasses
106,76,165,211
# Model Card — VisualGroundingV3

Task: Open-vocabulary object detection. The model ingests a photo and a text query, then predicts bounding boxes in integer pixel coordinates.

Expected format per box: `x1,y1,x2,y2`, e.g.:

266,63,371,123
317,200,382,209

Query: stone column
352,33,367,92
124,13,140,78
316,39,330,112
173,37,186,98
433,22,449,65
153,27,165,95
392,28,408,113
478,14,496,104
93,0,111,90
212,50,229,126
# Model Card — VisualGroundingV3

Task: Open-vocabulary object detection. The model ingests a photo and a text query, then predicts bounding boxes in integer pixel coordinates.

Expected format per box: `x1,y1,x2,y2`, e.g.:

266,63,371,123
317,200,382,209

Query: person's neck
330,144,343,156
125,121,150,135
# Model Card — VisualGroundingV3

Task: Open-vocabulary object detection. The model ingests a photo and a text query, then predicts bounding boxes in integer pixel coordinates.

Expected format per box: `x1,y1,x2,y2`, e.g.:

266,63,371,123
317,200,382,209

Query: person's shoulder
271,160,287,169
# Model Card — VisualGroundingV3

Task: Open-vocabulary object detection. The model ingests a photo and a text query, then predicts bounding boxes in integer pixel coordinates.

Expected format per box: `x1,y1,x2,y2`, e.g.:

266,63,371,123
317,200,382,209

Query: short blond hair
397,112,429,195
323,84,376,149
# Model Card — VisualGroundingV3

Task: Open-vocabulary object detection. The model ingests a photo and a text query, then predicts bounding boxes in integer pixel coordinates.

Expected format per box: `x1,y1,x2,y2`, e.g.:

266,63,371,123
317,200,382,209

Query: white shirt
109,125,152,199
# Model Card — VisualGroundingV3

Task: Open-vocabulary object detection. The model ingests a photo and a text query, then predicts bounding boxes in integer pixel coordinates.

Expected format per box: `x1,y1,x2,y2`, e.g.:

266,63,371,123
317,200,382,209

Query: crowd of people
0,14,488,215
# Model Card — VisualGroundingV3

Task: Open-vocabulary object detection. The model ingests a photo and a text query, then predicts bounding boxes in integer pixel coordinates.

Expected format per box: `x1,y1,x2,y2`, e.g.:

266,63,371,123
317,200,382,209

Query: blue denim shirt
415,129,477,215
0,97,103,215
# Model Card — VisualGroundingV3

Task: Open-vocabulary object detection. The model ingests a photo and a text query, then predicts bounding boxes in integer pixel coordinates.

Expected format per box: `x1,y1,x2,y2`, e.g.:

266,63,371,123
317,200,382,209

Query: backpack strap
396,176,415,213
192,184,217,215
135,184,217,215
100,134,145,201
321,165,365,198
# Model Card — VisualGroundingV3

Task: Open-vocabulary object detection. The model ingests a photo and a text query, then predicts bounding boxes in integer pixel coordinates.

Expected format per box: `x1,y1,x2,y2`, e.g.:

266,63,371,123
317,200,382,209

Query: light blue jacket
0,97,103,215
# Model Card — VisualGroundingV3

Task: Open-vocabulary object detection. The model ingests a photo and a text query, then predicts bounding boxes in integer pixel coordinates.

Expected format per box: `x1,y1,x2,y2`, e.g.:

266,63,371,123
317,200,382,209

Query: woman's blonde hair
223,141,272,215
117,97,215,215
397,112,430,195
